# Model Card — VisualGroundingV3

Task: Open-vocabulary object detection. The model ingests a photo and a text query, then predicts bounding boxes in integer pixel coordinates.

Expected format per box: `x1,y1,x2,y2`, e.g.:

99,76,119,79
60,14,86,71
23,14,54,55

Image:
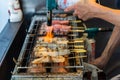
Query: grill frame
11,15,89,80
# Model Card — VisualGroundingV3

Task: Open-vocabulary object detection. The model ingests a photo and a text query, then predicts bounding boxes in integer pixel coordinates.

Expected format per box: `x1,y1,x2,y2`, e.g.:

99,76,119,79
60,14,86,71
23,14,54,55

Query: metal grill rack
11,15,89,80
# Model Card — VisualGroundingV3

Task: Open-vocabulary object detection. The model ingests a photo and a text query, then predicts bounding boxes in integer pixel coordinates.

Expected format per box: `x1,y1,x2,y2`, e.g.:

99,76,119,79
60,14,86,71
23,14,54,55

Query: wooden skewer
68,34,77,36
73,38,83,41
73,46,84,48
69,30,84,32
70,20,82,23
68,56,87,59
68,40,84,43
70,49,86,53
71,27,85,29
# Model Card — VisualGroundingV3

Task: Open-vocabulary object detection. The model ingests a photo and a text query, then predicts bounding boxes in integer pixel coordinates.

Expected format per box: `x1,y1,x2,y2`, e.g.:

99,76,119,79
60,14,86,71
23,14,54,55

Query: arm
64,0,120,26
94,6,120,26
64,0,120,68
92,26,120,68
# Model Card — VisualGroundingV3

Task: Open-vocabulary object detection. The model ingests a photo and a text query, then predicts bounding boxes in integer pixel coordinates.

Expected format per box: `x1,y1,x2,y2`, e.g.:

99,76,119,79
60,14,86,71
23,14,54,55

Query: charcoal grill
11,11,102,80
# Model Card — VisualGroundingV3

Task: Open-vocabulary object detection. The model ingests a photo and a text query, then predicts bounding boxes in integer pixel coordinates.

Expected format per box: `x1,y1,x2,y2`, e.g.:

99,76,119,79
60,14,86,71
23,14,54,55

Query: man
64,0,120,79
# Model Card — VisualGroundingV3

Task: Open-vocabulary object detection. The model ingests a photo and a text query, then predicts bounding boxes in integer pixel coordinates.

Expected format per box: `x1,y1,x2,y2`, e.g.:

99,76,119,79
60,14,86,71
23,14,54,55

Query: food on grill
12,14,92,80
52,56,65,63
34,37,69,57
39,21,71,35
34,46,48,57
32,56,50,64
39,22,47,35
30,34,70,73
53,24,71,35
29,17,86,74
52,20,69,25
51,63,67,73
32,56,65,64
70,49,87,53
29,63,46,73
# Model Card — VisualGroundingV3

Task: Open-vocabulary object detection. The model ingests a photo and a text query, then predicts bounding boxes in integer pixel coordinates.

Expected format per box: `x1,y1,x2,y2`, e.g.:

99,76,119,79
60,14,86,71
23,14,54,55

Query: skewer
70,45,84,48
70,49,86,53
69,45,84,48
13,58,19,65
69,30,84,32
74,40,84,42
17,66,84,69
70,20,82,23
68,34,77,36
36,40,84,44
68,56,87,59
68,41,84,43
72,38,83,40
71,27,85,29
34,45,84,49
57,41,68,44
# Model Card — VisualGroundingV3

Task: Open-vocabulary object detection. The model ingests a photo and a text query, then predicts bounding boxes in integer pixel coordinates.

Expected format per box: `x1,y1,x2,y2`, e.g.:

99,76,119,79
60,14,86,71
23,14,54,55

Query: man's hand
90,57,106,69
65,0,120,26
91,26,120,69
64,0,100,20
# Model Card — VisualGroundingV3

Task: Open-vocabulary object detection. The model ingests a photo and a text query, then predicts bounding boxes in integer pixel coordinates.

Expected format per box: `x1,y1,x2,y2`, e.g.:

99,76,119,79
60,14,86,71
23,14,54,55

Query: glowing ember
44,26,53,42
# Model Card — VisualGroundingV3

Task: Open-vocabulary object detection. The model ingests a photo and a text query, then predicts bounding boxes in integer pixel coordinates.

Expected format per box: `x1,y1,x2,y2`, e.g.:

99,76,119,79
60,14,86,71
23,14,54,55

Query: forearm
101,26,120,62
95,4,120,26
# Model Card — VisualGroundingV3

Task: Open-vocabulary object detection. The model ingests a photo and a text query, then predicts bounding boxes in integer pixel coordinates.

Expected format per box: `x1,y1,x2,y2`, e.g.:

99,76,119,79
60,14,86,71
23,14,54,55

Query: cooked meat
53,24,71,33
39,21,71,35
51,63,67,73
29,63,46,73
52,20,69,25
39,22,47,35
31,20,72,73
34,37,69,57
32,56,50,64
52,56,65,63
34,46,48,57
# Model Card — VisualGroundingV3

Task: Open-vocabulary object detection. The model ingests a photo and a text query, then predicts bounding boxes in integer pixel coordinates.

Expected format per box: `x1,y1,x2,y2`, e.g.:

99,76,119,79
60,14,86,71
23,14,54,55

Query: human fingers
82,14,91,21
73,9,86,19
82,12,95,21
77,10,88,19
73,10,78,16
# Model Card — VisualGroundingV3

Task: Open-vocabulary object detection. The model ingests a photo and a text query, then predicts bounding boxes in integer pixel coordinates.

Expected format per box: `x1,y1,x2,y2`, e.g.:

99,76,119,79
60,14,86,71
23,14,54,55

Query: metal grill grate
11,15,87,80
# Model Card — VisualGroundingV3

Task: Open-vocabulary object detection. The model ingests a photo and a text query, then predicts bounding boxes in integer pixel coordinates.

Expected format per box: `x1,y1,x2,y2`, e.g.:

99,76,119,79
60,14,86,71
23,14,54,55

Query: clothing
116,0,120,8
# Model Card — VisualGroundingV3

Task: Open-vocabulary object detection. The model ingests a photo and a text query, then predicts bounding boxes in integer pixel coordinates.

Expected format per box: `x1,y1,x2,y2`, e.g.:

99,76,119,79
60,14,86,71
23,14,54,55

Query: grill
11,12,102,80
